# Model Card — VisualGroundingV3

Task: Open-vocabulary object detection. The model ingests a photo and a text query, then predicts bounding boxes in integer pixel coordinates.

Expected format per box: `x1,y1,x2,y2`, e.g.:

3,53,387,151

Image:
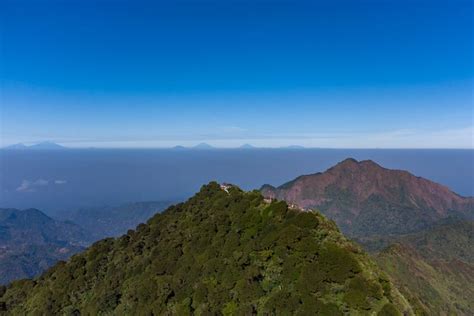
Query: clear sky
1,0,473,148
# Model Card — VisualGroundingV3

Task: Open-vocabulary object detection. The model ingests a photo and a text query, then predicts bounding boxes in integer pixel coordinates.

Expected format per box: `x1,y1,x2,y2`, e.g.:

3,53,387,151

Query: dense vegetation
264,158,474,315
0,183,409,315
375,220,474,316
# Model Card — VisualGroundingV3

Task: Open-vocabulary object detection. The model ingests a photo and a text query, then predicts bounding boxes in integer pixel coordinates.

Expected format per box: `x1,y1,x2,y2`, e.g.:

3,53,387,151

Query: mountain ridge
0,183,411,314
261,158,473,237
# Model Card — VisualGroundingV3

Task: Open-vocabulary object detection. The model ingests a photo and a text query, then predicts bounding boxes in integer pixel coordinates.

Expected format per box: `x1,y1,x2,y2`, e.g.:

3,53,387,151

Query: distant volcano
193,142,214,149
261,158,473,237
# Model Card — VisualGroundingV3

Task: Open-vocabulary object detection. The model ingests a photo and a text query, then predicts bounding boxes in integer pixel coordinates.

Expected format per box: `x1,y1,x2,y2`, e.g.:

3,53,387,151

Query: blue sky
1,0,473,148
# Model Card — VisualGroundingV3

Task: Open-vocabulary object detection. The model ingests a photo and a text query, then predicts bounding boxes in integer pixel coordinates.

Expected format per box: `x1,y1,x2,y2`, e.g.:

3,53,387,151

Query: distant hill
171,145,187,150
375,220,474,315
0,183,411,314
4,141,66,150
29,141,65,150
0,208,89,285
64,201,172,240
193,142,214,149
261,158,473,238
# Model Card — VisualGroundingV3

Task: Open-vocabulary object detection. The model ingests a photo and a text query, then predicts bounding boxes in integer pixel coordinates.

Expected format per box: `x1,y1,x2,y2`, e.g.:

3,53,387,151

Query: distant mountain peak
4,141,65,150
335,157,359,166
29,141,65,150
193,142,214,149
261,158,474,238
172,145,187,150
331,158,382,171
260,183,276,190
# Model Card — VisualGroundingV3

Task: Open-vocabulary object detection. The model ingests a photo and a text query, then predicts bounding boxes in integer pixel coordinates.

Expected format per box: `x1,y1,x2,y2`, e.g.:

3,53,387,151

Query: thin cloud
16,179,49,192
54,180,67,184
16,180,32,192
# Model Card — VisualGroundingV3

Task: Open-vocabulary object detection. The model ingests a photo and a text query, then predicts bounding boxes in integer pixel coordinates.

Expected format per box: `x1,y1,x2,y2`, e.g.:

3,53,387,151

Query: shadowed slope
375,220,474,315
0,208,88,284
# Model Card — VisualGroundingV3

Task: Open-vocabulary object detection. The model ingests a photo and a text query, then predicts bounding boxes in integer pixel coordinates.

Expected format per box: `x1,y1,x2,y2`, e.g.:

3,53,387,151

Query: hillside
64,201,172,239
397,219,474,262
261,158,473,238
0,208,89,285
375,220,474,315
0,183,411,315
377,246,473,316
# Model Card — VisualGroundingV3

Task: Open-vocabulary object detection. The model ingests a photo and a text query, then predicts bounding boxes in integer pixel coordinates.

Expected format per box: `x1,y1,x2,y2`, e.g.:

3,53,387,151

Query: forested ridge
0,182,409,315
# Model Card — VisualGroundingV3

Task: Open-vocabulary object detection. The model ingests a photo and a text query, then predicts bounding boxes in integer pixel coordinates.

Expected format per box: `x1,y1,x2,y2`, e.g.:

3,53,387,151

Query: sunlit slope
1,183,410,315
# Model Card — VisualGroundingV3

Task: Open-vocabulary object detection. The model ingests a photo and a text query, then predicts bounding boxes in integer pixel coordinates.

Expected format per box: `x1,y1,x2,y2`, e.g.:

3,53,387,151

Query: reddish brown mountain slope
261,158,473,237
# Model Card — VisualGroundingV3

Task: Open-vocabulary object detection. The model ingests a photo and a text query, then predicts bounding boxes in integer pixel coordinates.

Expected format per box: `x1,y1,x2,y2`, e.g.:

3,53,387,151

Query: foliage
0,183,407,315
375,221,474,316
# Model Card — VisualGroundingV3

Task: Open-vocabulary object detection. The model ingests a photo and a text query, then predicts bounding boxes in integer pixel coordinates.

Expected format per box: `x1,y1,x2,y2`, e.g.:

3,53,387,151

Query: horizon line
2,145,473,150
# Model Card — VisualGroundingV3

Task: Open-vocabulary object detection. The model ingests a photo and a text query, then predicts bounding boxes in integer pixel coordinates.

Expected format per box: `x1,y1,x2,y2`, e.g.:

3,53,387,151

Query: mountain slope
239,143,255,149
398,219,474,262
0,208,89,284
0,183,411,315
261,158,473,238
64,201,172,239
375,220,474,315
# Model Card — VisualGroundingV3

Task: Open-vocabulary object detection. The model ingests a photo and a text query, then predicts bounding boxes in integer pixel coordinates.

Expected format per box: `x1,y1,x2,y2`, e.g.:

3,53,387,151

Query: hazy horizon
3,140,474,150
1,148,473,215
